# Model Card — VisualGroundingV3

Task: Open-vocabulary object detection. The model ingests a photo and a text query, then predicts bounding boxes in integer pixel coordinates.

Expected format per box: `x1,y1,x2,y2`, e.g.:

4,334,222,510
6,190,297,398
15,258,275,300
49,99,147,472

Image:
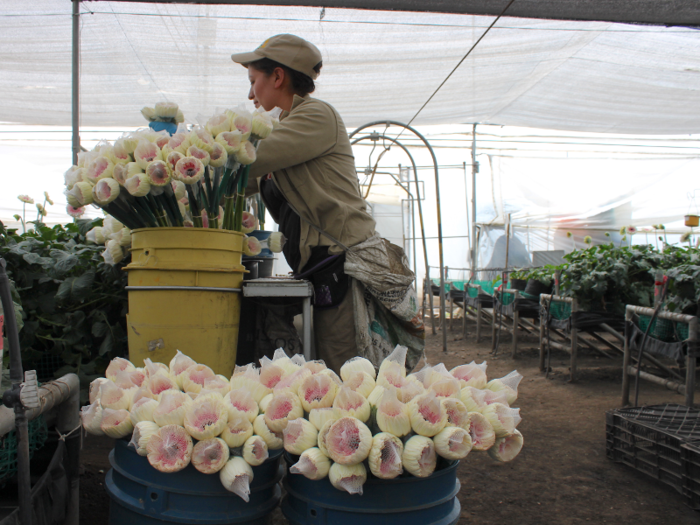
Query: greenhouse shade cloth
2,2,700,133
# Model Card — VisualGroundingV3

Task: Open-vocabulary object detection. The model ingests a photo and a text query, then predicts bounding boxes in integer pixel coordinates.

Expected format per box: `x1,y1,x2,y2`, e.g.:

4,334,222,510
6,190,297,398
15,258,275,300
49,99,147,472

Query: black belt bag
282,194,351,309
299,253,349,309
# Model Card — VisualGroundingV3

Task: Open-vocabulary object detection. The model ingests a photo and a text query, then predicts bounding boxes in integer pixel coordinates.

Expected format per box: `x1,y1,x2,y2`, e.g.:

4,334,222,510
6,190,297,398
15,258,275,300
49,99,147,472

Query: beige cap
231,34,322,80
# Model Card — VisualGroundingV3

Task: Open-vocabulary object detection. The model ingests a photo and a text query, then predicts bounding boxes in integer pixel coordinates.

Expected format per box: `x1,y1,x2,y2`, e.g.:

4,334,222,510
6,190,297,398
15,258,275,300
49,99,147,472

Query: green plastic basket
451,280,466,291
0,415,48,487
550,300,572,321
431,278,452,293
500,292,515,306
637,315,684,343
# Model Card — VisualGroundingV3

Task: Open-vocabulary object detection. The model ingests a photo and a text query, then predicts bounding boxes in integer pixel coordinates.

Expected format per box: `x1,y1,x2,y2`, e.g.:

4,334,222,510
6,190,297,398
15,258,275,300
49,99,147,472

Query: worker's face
248,65,284,111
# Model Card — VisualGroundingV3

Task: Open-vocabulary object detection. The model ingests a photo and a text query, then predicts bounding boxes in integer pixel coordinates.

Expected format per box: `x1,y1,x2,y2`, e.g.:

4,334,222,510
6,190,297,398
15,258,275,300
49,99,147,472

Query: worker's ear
272,67,286,90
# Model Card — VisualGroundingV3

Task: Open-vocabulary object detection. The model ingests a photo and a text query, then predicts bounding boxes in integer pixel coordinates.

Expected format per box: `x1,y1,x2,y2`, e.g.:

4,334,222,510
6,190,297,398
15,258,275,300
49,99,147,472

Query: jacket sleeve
248,100,338,180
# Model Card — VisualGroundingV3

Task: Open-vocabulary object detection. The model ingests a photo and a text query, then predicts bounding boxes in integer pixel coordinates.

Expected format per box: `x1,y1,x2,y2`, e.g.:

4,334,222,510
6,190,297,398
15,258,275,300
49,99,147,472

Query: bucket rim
130,227,246,236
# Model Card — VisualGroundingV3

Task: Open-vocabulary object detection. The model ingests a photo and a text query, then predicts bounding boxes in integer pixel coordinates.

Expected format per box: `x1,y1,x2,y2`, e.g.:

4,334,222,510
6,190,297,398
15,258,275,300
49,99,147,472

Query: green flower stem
196,180,210,226
218,159,240,205
102,202,140,230
191,214,204,228
222,195,236,230
232,164,252,232
185,184,202,227
233,192,246,232
204,167,215,214
133,196,159,228
103,194,143,229
146,194,168,227
212,167,222,209
163,184,184,226
114,193,148,229
221,167,243,231
156,193,178,226
217,169,231,206
126,200,152,228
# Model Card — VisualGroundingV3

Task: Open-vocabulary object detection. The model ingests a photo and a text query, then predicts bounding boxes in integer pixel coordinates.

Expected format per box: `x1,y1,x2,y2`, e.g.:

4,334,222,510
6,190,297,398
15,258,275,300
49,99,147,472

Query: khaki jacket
248,95,376,272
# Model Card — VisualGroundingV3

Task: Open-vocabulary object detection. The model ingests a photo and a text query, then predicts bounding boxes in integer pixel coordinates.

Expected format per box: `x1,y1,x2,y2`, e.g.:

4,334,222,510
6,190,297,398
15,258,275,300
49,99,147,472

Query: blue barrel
281,454,461,525
106,438,283,524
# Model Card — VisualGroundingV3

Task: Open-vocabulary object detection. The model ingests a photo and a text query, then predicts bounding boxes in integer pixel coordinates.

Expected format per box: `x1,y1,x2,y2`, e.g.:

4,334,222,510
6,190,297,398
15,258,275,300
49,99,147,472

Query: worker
231,34,377,372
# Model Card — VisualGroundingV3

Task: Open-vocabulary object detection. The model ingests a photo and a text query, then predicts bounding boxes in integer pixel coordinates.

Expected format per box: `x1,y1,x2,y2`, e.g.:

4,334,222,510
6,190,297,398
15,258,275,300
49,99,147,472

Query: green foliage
509,264,561,287
0,219,129,402
559,243,699,316
665,259,700,316
509,244,699,316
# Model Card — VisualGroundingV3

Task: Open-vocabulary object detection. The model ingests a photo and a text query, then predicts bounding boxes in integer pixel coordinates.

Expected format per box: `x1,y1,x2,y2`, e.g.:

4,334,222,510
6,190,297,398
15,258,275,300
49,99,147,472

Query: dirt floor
78,325,699,524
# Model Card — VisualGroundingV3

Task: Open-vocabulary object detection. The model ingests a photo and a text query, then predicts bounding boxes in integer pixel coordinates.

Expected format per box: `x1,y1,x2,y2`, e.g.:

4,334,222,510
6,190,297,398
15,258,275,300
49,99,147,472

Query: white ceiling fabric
2,1,700,134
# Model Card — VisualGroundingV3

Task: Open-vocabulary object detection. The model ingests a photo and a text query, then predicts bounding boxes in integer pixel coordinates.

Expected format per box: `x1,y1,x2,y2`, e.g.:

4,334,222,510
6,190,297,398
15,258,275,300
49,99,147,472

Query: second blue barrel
281,453,461,525
106,437,283,525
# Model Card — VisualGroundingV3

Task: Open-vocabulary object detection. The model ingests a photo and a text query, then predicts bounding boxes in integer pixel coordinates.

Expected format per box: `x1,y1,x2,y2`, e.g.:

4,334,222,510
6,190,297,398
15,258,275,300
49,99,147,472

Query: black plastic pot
509,278,528,291
242,259,259,280
524,279,552,296
675,281,695,300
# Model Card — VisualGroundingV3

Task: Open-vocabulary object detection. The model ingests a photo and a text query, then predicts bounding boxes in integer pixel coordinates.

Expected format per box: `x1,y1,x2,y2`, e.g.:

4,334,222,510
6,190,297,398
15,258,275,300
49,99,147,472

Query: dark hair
249,58,322,97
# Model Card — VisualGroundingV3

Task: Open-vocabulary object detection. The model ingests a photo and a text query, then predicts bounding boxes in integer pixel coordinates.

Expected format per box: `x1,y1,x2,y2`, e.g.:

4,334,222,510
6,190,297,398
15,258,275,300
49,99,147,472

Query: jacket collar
280,94,310,121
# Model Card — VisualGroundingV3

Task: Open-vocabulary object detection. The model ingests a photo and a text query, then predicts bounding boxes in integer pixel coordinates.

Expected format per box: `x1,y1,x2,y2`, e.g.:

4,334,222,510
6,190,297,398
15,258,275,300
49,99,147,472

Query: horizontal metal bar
126,286,241,293
0,374,80,437
540,294,574,304
626,366,688,395
626,304,697,324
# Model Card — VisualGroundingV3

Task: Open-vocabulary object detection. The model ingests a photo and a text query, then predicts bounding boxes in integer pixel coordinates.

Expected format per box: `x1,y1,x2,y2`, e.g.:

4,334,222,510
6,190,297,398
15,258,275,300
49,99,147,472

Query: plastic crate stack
606,403,700,510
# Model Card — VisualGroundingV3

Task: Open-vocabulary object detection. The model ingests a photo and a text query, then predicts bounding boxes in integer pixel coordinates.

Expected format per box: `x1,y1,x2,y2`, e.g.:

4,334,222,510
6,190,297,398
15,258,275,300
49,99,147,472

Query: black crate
606,404,700,494
682,439,700,510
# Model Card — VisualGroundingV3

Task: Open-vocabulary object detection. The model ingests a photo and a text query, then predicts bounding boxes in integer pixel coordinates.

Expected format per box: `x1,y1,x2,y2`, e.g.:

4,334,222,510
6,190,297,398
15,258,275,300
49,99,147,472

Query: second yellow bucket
125,227,246,376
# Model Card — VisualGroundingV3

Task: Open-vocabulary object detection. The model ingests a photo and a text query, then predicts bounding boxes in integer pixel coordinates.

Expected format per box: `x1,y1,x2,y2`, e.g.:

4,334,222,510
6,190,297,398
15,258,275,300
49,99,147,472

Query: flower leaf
55,271,95,302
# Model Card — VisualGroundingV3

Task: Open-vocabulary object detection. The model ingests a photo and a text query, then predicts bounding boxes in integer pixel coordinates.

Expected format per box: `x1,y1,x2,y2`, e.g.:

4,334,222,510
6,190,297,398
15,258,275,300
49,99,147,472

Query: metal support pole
71,0,80,165
570,298,579,382
471,124,478,279
302,297,312,361
463,161,471,275
433,163,447,353
511,291,519,358
476,294,482,343
15,410,31,525
539,294,547,371
621,308,632,405
686,317,697,407
0,258,31,525
56,374,81,525
400,164,418,293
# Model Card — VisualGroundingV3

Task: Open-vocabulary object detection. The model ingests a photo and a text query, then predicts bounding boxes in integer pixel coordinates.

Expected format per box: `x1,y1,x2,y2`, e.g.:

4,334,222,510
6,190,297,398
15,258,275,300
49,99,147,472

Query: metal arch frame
350,134,425,294
350,120,448,352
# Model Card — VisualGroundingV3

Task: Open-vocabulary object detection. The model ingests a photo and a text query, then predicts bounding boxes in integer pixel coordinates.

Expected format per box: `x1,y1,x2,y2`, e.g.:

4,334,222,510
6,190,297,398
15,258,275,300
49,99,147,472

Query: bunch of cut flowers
82,345,524,501
63,102,280,252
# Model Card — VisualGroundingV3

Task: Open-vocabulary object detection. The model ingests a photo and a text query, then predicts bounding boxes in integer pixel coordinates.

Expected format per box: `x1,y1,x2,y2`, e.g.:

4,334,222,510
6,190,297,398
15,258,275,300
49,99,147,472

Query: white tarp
2,1,700,134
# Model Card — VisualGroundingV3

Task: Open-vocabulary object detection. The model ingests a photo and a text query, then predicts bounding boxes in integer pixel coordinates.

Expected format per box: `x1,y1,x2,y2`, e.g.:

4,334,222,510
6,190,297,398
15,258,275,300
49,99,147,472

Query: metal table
242,279,314,360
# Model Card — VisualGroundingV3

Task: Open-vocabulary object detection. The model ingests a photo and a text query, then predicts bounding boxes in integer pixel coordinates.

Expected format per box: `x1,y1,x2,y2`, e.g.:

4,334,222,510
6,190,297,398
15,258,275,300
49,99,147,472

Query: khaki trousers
313,279,357,374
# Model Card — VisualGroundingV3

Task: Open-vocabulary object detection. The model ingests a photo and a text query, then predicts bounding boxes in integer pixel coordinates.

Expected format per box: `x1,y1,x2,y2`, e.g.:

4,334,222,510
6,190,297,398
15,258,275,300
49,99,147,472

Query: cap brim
231,50,263,65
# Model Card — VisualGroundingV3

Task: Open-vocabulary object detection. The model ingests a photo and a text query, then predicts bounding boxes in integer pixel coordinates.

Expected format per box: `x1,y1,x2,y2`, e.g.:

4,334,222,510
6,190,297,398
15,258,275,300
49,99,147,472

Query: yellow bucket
125,228,245,376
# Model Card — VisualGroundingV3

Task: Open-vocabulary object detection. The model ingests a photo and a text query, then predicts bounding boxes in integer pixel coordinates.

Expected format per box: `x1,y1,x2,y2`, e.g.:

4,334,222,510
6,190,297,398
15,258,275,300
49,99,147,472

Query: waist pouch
305,253,349,309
